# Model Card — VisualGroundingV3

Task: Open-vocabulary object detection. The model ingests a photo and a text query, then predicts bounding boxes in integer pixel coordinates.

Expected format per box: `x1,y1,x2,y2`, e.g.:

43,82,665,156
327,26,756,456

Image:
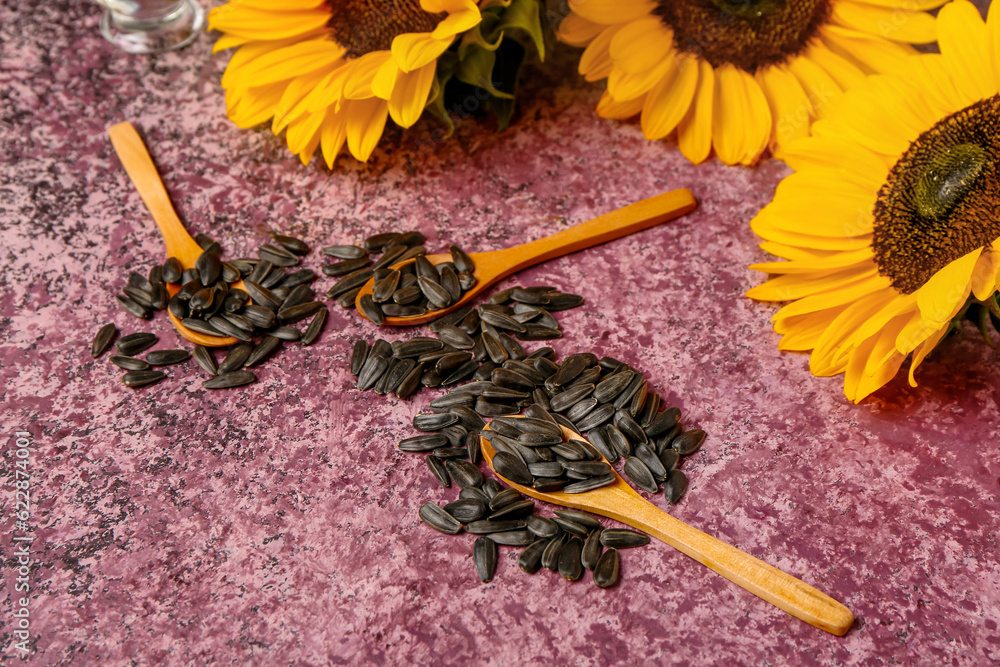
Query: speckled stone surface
1,1,999,665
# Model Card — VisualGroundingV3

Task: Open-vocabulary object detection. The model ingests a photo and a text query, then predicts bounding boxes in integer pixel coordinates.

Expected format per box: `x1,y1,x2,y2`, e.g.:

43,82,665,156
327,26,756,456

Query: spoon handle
609,488,854,636
487,188,697,277
108,121,203,264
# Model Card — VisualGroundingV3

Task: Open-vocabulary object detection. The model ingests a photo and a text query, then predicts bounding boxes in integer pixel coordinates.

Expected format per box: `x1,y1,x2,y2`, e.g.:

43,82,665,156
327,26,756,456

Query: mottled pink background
1,1,998,665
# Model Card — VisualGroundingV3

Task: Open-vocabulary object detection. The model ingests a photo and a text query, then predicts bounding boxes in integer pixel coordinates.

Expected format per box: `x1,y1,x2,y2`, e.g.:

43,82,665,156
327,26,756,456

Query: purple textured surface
2,1,999,665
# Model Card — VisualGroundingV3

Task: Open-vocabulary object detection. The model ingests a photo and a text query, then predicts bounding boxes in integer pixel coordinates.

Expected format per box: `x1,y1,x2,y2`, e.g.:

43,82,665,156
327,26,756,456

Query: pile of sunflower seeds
421,484,649,587
325,231,481,321
348,285,583,400
95,231,327,389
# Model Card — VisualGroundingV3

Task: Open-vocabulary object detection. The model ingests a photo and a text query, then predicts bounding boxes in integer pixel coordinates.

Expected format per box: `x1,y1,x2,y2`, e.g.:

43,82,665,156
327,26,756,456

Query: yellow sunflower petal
557,13,605,47
430,4,481,40
224,39,346,89
640,55,698,140
907,325,950,387
607,57,673,101
344,97,389,162
712,64,748,166
785,55,841,121
388,61,437,128
937,0,994,104
595,91,645,119
567,0,657,25
741,71,772,165
990,0,1000,92
609,18,672,74
750,247,874,275
830,1,937,44
803,41,866,91
771,272,891,321
778,138,888,188
226,84,284,128
747,265,879,302
915,249,981,325
676,60,714,165
344,51,393,99
321,113,348,169
971,246,1000,301
820,24,915,74
757,64,812,153
391,32,452,73
578,26,620,81
207,5,330,41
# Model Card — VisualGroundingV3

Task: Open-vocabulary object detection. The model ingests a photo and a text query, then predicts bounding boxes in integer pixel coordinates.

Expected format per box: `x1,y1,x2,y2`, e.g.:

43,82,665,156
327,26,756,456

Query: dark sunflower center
872,94,1000,295
326,0,444,58
653,0,831,72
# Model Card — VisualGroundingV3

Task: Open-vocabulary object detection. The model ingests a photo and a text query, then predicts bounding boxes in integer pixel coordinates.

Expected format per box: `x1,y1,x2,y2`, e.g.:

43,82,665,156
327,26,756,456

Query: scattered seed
91,323,118,358
122,370,165,387
202,370,256,389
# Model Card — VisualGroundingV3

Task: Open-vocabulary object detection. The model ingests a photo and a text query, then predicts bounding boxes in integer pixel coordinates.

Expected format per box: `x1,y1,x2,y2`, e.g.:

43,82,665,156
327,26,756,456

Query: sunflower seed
555,537,583,581
192,345,218,375
419,502,462,535
357,354,388,391
241,304,276,329
486,488,521,512
672,429,706,456
479,309,527,333
586,426,617,463
541,534,569,571
614,409,648,446
594,369,634,404
593,548,620,588
179,268,200,285
562,461,614,478
472,536,498,583
443,499,487,524
162,257,183,283
276,301,322,325
466,519,527,535
518,539,548,574
488,530,534,546
644,406,681,437
517,325,562,340
122,369,165,387
145,349,191,366
439,265,461,301
202,370,256,389
244,336,281,367
356,294,384,325
323,244,367,259
91,323,117,358
663,469,688,503
436,325,475,350
196,250,221,285
372,270,401,303
448,245,475,273
448,406,486,432
599,530,648,550
563,474,616,494
658,449,680,471
445,459,483,489
413,413,458,432
549,384,595,413
110,355,150,371
327,268,375,299
215,343,249,373
623,457,659,493
300,307,327,346
350,340,369,376
391,285,423,305
490,499,535,521
221,311,254,331
116,332,157,356
396,435,444,454
426,455,451,488
581,528,604,571
259,246,298,268
242,281,282,311
116,294,151,319
417,276,452,309
272,233,309,255
207,316,252,341
466,431,482,465
372,244,409,271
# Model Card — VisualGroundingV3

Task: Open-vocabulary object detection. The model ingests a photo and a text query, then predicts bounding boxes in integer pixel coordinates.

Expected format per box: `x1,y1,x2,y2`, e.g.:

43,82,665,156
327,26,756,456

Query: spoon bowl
480,424,854,636
109,121,242,346
355,188,697,326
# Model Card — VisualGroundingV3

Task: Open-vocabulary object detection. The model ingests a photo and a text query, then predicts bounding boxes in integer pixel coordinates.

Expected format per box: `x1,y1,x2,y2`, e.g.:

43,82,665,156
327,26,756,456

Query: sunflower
207,0,481,166
557,0,946,166
747,0,1000,403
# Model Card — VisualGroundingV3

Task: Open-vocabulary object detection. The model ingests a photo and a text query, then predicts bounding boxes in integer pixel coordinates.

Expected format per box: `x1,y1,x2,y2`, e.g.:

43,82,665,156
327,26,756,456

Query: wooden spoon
108,121,240,346
480,426,855,636
355,188,697,326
